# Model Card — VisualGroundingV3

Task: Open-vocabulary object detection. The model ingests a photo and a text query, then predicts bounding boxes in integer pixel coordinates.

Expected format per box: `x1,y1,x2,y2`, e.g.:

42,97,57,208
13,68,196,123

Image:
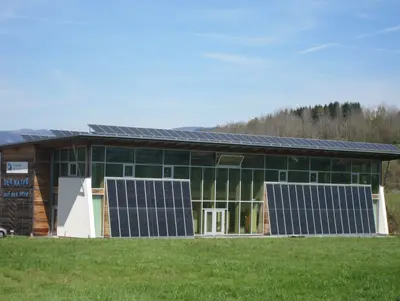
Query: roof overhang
1,134,399,161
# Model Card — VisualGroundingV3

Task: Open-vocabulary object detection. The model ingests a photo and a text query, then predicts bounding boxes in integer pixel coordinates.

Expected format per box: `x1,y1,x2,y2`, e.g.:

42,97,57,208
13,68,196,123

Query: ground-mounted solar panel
87,124,400,156
105,178,194,238
265,182,376,236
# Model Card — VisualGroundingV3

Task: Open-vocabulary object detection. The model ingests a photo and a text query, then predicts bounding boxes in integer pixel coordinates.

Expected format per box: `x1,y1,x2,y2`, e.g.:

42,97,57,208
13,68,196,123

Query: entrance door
204,209,225,235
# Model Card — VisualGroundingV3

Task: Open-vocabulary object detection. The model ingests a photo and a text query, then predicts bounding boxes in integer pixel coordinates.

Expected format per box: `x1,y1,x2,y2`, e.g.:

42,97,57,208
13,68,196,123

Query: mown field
1,237,399,301
387,193,400,234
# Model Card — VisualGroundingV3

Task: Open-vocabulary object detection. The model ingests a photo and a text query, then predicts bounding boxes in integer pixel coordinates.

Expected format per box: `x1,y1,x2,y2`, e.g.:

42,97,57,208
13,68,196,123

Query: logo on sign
6,162,29,174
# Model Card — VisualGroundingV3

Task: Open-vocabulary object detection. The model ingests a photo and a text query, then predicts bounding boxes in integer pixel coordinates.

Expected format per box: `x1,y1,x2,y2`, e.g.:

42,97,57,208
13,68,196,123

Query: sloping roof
0,124,399,160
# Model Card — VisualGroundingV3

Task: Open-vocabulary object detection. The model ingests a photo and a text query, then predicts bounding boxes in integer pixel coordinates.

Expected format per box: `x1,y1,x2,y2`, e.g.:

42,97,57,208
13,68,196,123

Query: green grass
1,237,400,301
387,193,400,234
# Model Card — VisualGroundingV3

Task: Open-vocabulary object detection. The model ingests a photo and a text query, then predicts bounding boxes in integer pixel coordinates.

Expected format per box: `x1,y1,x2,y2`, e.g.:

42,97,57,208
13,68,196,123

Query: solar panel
50,130,88,137
105,178,194,238
88,124,400,156
20,134,55,142
265,182,376,236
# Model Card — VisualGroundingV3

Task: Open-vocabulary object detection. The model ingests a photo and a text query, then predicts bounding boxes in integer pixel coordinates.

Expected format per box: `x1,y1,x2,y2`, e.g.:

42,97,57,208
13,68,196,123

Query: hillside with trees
214,102,400,191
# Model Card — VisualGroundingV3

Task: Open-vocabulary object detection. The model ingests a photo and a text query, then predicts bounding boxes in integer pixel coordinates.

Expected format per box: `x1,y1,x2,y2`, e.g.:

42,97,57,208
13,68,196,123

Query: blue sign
3,191,30,198
2,177,30,188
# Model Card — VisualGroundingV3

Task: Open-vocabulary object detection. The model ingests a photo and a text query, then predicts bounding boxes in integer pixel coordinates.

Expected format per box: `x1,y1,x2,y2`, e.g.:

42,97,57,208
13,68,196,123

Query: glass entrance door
203,209,225,235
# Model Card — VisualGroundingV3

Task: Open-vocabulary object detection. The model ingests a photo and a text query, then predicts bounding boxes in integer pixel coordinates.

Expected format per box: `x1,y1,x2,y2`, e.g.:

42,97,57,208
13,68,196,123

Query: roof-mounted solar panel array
20,134,55,142
50,129,89,137
88,124,400,155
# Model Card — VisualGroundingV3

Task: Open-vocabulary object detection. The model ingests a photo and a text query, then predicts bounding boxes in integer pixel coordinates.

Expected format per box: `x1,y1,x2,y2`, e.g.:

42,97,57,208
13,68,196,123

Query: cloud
357,24,400,38
196,33,276,46
201,52,268,66
297,42,339,54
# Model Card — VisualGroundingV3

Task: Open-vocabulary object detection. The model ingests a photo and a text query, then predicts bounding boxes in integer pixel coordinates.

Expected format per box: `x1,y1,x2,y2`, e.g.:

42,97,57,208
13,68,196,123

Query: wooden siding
32,147,52,236
0,145,35,235
103,191,110,238
263,190,270,234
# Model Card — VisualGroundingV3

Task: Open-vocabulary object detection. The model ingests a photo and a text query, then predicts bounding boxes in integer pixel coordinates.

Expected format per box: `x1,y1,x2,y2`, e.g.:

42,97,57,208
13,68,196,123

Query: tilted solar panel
265,182,376,236
105,178,194,238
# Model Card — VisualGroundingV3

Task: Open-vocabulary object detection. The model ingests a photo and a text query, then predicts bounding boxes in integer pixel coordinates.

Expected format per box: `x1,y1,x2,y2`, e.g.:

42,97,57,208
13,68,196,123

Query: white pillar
377,185,389,235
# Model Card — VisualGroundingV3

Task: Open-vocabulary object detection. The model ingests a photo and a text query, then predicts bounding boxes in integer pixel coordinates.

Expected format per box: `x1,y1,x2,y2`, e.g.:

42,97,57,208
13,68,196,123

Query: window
242,155,264,169
253,170,264,201
310,171,318,183
318,172,331,183
60,163,69,176
352,160,371,173
54,150,60,161
191,151,215,166
331,173,351,184
163,166,173,178
164,150,190,165
310,157,331,171
265,155,287,170
69,147,86,161
124,164,134,177
288,156,309,170
216,154,243,167
190,167,202,200
92,163,105,188
371,161,380,174
279,170,288,182
332,159,351,172
265,170,279,182
174,167,189,179
92,146,105,162
135,165,162,178
229,169,240,201
53,163,60,186
60,149,69,161
69,163,77,176
106,147,134,163
288,171,309,183
241,169,252,200
106,164,123,177
135,149,162,164
215,168,228,200
203,168,215,200
351,173,360,184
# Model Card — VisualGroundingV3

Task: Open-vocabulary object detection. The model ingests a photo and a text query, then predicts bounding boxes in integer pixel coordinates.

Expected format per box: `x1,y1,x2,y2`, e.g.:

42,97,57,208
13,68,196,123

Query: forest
214,102,400,192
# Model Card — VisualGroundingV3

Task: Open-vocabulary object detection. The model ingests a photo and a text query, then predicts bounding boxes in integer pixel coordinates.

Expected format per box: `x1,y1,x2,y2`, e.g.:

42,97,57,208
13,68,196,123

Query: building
0,124,399,238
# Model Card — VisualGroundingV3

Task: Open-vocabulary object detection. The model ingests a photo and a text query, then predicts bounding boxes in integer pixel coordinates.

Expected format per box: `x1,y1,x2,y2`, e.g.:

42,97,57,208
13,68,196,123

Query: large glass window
216,168,228,200
241,169,252,201
228,169,240,201
288,156,309,170
191,168,202,200
251,203,263,234
69,147,86,162
253,170,264,201
135,149,162,164
371,174,380,193
240,203,252,234
265,170,279,182
192,202,202,234
174,166,189,179
332,159,351,172
352,160,371,173
106,147,134,163
92,146,105,162
242,155,264,169
203,168,215,200
331,173,351,184
164,150,190,165
371,161,380,174
135,165,162,178
60,149,69,161
191,151,215,166
227,202,240,234
105,164,123,177
288,171,309,183
311,157,331,171
92,163,105,188
265,155,287,170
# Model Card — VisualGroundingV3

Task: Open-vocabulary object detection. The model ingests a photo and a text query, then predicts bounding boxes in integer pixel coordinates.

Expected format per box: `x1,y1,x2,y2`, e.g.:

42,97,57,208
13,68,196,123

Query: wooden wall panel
263,190,270,234
103,192,110,238
0,145,35,235
32,147,52,236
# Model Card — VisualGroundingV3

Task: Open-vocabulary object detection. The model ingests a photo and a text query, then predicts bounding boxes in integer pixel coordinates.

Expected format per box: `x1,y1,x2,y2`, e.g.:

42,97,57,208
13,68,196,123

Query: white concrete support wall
57,177,95,238
377,185,389,235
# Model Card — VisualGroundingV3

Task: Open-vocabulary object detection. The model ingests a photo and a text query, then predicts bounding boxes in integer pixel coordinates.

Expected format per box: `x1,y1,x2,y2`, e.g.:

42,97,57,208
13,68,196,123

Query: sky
1,0,400,131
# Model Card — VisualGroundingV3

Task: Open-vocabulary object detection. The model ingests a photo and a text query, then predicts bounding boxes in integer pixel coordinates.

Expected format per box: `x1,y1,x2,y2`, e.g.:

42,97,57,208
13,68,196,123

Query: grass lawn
1,237,400,301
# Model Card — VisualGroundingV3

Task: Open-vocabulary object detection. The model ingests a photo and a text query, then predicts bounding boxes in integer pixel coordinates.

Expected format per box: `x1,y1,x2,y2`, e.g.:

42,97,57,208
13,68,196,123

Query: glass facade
52,145,382,235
